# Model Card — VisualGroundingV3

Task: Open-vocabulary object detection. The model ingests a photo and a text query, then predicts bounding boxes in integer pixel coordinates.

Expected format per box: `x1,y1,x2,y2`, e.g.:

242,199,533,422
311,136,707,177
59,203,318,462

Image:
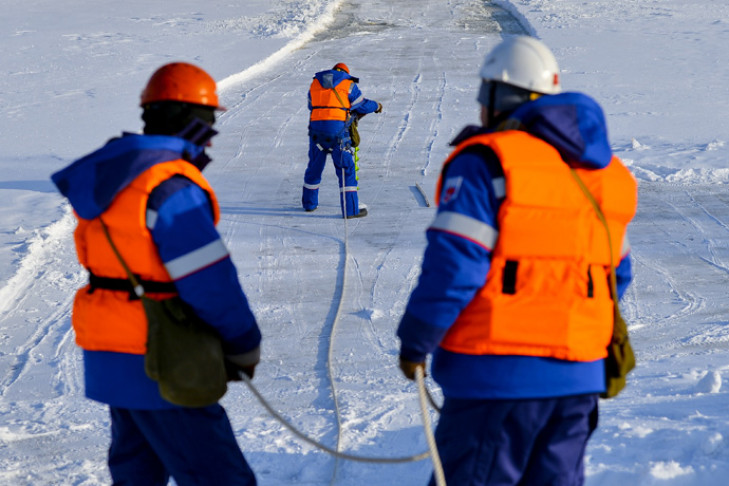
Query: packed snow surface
2,0,729,484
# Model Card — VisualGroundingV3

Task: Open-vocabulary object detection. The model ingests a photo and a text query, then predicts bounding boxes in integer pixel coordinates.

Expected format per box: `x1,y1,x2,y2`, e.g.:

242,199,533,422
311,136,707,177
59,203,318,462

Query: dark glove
399,356,425,381
225,347,260,381
225,360,253,381
374,102,383,114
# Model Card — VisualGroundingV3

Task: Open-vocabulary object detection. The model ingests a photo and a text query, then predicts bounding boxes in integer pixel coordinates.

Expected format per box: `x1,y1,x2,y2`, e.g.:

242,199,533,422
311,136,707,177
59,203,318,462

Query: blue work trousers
108,405,256,486
302,137,360,217
429,394,598,486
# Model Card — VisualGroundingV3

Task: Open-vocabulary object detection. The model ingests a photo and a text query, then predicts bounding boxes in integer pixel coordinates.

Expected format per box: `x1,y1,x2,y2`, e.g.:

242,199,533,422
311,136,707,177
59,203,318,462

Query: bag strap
331,88,349,113
331,86,353,126
569,169,629,339
99,217,147,299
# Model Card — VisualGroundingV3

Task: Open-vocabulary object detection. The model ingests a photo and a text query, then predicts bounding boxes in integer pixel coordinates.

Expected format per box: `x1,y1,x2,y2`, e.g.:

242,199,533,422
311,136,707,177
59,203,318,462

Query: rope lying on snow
242,373,430,464
327,163,350,484
236,163,445,483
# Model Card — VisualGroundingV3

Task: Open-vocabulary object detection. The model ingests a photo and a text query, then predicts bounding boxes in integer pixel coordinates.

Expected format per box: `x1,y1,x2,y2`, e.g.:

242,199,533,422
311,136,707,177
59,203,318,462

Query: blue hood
506,92,613,169
51,133,205,220
313,69,359,89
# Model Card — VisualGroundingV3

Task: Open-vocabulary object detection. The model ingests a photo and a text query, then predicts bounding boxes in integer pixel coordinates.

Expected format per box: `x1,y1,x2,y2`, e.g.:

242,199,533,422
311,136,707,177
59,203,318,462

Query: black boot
346,207,368,219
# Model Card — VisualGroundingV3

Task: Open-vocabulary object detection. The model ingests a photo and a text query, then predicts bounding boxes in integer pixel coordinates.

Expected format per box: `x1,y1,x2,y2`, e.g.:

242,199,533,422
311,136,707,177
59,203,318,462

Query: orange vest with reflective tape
72,160,220,355
437,130,637,361
309,78,352,122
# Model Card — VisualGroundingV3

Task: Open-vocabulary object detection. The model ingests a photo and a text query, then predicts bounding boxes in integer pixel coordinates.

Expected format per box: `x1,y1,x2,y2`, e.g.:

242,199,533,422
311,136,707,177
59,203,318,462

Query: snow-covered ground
2,0,729,484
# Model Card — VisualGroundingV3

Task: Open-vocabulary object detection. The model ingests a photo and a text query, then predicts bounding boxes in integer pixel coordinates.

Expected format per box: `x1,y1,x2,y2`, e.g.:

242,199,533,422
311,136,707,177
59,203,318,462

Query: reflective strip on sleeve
350,94,364,107
621,234,631,257
164,238,230,280
429,211,498,250
491,176,506,199
146,209,158,230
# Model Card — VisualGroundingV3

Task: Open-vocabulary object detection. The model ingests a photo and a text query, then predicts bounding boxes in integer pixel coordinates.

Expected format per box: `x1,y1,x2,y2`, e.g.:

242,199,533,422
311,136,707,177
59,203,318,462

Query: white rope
416,367,446,486
242,374,430,463
236,157,442,480
325,162,349,485
426,384,442,413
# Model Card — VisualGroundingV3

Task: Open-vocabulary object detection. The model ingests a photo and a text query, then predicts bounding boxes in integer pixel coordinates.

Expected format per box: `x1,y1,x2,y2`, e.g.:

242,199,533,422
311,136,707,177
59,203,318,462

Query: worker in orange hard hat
51,62,261,485
303,62,382,218
139,62,225,146
332,62,349,73
140,61,225,108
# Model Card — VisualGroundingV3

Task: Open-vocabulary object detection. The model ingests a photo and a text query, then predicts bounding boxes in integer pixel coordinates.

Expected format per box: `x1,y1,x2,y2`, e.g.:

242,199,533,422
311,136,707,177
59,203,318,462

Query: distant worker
52,62,261,485
397,36,637,485
302,62,382,218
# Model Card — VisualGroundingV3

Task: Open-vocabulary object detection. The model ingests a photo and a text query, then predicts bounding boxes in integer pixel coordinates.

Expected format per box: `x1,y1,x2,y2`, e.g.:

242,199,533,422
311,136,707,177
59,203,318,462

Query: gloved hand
225,346,260,381
225,361,257,381
375,102,383,114
399,356,425,381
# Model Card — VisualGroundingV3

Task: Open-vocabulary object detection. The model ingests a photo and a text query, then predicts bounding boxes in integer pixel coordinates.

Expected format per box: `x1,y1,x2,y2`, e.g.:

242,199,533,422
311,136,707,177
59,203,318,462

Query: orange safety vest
437,130,637,361
309,78,353,122
71,160,220,355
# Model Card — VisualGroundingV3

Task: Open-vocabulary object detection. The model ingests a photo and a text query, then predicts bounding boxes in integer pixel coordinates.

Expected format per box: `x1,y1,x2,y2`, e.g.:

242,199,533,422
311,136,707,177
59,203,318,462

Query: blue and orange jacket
52,133,261,409
397,93,637,399
308,69,379,138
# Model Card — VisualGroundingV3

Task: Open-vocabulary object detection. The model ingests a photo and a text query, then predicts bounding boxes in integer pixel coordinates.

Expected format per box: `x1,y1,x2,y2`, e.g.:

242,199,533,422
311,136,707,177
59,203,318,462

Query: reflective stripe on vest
621,233,631,258
309,78,352,122
72,159,220,355
437,130,637,362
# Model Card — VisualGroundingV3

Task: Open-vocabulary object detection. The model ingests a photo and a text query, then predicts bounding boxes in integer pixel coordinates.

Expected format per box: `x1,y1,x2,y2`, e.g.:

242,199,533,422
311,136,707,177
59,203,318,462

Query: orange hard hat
140,62,224,110
332,62,350,74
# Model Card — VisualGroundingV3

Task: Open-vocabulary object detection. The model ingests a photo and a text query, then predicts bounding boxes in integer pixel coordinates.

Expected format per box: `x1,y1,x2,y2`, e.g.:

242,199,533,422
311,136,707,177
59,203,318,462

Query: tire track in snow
682,189,729,274
0,206,84,397
422,70,447,177
0,201,94,481
631,251,704,322
626,182,729,364
662,193,729,281
383,72,421,178
629,190,706,323
0,208,78,314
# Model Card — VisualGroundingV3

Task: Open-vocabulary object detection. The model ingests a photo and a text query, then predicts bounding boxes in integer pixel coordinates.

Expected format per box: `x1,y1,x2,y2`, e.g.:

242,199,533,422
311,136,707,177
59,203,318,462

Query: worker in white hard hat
397,36,638,486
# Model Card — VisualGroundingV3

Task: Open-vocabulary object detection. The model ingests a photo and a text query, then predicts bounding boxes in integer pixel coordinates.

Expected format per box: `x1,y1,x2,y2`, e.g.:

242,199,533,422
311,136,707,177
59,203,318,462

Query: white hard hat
479,36,561,95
